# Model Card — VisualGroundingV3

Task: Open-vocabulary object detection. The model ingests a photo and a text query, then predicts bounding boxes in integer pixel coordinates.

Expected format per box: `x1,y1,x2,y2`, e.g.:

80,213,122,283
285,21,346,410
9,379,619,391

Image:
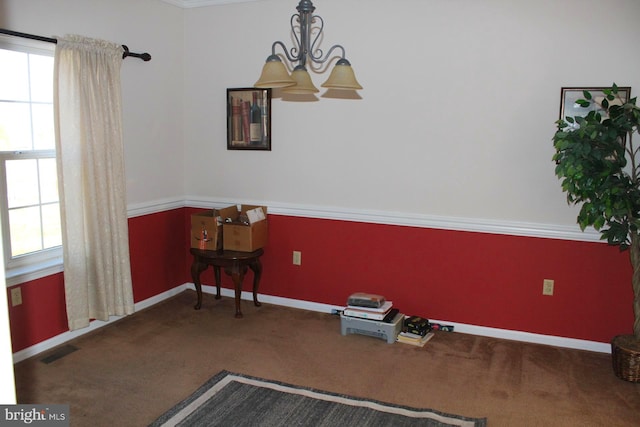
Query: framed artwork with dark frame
227,88,271,150
559,86,631,128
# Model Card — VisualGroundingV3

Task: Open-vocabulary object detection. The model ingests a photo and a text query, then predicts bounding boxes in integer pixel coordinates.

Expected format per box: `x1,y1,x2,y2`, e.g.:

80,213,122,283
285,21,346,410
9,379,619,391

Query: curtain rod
0,28,152,61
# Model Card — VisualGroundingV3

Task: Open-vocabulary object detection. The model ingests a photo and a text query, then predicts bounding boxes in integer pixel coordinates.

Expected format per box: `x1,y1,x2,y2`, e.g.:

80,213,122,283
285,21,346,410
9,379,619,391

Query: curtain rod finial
122,45,152,61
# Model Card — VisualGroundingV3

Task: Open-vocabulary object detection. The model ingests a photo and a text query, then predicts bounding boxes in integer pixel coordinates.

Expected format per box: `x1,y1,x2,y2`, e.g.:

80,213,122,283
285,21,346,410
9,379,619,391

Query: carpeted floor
13,290,640,426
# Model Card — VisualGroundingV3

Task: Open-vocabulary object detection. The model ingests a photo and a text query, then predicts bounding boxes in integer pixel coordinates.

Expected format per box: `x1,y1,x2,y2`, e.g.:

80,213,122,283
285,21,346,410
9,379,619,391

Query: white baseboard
431,321,611,354
185,283,611,354
11,285,188,364
13,284,610,363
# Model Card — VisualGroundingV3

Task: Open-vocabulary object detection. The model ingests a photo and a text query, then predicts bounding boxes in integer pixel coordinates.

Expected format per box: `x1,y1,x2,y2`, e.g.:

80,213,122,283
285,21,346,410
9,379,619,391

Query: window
0,45,62,283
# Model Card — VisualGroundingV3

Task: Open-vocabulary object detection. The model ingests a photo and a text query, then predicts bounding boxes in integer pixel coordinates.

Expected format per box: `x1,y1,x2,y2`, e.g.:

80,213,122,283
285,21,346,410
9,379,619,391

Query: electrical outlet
543,279,554,296
292,251,302,266
11,287,22,306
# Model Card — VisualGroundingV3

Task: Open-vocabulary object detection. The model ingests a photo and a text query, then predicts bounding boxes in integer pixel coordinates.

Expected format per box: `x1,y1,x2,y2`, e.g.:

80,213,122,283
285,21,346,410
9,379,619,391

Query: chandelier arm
289,13,304,62
271,40,300,64
307,14,325,63
309,44,346,65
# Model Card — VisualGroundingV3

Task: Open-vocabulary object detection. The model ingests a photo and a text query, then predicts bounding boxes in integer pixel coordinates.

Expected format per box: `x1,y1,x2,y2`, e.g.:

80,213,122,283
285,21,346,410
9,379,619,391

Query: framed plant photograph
559,86,631,128
227,88,271,151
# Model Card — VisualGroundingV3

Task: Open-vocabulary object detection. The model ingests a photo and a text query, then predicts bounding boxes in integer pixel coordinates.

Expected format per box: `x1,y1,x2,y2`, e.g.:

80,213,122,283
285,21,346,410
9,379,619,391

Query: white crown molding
159,0,262,8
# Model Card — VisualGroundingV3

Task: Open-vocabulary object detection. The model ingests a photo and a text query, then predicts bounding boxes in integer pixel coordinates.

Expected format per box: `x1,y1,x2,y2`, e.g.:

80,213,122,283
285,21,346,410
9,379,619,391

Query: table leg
213,266,222,299
190,258,208,310
249,258,262,307
229,264,247,318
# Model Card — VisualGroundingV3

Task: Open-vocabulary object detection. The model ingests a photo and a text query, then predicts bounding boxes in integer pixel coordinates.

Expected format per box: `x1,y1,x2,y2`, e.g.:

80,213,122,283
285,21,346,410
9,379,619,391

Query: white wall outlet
293,251,302,266
543,279,554,296
11,287,22,306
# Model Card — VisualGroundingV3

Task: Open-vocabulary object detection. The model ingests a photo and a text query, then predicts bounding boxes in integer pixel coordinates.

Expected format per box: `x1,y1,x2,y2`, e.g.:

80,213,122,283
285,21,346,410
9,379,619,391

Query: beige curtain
53,35,134,331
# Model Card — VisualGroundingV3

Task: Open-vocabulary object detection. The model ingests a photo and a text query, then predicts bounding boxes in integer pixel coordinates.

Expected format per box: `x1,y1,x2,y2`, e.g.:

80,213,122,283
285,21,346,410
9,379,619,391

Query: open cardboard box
222,205,268,252
190,205,237,250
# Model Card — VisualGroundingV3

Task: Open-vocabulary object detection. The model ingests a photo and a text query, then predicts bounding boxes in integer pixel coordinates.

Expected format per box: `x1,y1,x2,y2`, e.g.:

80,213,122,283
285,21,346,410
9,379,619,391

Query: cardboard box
190,206,237,250
222,205,268,252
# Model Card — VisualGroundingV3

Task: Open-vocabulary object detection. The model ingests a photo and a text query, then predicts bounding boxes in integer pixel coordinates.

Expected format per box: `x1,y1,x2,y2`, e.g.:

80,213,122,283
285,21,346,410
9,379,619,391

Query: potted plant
552,84,640,381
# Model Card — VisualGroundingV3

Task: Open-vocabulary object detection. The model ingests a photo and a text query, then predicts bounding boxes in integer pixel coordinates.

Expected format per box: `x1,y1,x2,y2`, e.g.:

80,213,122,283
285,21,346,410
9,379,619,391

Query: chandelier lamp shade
254,0,362,95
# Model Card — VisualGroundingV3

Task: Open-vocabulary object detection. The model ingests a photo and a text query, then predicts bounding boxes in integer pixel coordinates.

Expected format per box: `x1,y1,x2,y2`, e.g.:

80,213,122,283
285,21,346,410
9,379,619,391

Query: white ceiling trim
160,0,262,8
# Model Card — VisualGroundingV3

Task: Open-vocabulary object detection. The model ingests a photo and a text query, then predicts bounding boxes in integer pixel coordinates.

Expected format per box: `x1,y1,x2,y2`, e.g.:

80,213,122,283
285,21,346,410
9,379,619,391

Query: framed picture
559,86,631,127
227,88,271,150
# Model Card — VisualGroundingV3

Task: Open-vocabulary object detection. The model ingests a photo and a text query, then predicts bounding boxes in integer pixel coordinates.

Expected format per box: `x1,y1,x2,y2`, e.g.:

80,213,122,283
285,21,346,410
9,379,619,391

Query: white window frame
0,39,63,287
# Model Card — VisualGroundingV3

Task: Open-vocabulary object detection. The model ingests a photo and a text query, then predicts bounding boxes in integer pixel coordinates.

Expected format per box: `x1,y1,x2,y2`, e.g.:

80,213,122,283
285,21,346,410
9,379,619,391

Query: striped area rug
149,370,486,427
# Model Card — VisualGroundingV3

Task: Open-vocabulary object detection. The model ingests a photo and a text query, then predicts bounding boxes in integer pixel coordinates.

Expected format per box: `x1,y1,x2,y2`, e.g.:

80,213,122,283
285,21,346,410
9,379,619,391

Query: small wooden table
189,248,264,318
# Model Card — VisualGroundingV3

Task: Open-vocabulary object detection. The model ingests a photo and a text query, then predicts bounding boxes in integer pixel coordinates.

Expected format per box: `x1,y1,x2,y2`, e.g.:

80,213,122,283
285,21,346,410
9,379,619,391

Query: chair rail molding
184,196,601,243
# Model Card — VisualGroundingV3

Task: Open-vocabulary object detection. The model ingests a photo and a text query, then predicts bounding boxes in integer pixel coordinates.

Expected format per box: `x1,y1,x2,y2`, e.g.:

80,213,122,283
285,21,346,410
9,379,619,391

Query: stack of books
404,316,430,335
396,331,435,347
396,316,434,347
342,293,398,322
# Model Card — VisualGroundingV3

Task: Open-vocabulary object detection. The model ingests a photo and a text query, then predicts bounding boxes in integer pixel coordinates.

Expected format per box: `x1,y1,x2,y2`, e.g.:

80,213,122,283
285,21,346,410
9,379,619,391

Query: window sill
5,257,64,287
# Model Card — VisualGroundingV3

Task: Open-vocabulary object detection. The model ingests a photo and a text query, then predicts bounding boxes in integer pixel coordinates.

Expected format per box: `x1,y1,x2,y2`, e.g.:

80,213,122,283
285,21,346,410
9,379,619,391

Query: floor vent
40,345,79,364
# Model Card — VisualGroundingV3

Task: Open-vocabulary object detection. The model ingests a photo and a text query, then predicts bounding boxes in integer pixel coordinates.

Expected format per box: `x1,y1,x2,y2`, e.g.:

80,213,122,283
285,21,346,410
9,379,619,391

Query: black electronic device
347,292,386,308
383,308,400,323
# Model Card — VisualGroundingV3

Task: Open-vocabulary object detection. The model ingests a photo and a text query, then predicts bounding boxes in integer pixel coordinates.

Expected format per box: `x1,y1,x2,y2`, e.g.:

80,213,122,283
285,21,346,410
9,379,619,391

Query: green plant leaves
552,84,640,250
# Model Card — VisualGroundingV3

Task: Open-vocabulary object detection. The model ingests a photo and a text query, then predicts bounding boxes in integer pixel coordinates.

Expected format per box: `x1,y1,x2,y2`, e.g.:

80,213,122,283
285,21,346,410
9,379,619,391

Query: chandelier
254,0,362,95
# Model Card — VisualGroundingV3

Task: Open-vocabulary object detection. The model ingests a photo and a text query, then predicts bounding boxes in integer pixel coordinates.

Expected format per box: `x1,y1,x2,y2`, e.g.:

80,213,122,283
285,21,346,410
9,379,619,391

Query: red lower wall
7,209,190,352
6,272,66,353
7,207,634,353
259,215,633,342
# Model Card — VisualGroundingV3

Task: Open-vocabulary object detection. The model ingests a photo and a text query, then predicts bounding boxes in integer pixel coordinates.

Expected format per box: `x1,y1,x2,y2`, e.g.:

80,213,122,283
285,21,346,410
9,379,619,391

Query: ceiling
160,0,261,7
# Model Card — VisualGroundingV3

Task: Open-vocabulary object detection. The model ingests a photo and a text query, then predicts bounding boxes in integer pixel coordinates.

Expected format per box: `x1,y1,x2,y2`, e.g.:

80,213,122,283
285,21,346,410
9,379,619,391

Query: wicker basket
611,335,640,382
